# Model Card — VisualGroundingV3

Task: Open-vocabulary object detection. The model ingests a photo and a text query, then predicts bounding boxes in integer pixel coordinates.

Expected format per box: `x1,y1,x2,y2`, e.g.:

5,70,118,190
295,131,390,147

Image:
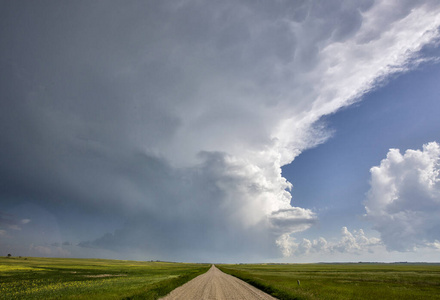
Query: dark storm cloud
1,0,440,260
73,152,281,261
0,212,23,231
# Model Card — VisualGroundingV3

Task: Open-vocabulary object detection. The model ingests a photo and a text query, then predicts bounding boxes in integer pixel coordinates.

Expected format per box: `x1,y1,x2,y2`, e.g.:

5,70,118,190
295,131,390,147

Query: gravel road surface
160,265,276,300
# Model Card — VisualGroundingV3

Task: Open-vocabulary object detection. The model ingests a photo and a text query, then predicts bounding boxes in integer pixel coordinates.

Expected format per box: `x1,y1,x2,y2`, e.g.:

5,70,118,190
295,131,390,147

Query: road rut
160,265,276,300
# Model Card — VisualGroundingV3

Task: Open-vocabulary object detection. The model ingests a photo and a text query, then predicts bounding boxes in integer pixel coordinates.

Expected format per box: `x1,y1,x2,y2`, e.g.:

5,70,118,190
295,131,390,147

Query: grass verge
123,267,208,299
218,266,300,300
0,257,210,299
218,263,440,300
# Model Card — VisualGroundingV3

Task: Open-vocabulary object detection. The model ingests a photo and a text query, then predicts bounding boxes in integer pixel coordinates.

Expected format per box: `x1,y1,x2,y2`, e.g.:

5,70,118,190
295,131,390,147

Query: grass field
0,257,210,299
218,263,440,300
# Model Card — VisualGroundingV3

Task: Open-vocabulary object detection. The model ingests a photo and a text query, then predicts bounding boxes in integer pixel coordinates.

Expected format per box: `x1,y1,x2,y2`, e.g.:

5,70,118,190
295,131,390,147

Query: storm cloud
1,1,440,261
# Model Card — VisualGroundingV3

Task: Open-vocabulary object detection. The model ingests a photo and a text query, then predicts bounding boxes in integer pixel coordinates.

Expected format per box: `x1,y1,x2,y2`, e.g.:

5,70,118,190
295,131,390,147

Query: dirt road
160,265,276,300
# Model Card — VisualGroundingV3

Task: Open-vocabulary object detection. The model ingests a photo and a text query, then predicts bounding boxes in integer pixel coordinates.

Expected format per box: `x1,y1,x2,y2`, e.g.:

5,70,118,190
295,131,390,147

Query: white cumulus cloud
365,142,440,251
277,227,380,257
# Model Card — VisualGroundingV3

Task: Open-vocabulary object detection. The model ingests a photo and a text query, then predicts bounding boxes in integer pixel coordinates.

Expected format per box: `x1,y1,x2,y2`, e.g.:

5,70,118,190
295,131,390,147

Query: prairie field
0,257,209,299
218,263,440,300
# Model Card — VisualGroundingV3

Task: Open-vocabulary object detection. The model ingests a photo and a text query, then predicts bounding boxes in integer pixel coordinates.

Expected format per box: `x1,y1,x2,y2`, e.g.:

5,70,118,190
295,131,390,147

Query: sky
1,0,440,263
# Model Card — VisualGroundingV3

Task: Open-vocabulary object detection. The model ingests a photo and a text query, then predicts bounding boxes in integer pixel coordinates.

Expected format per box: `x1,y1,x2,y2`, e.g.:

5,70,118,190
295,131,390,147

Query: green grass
218,263,440,300
0,257,210,299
